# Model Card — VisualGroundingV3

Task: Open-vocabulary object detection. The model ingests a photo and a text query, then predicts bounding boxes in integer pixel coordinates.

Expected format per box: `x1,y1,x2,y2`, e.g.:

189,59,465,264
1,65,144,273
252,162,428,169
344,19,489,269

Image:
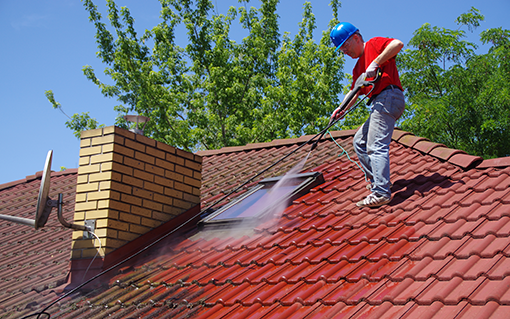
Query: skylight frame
199,171,324,228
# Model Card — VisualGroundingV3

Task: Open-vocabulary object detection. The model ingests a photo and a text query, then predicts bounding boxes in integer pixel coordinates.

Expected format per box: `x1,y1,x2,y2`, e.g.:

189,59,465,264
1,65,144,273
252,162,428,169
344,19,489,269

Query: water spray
202,71,380,215
23,72,382,319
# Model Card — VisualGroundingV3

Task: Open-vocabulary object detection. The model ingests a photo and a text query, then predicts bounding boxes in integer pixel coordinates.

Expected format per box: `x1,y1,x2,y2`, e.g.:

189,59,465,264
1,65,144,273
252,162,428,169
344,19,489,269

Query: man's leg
357,88,405,207
366,107,394,198
353,118,374,183
368,89,405,198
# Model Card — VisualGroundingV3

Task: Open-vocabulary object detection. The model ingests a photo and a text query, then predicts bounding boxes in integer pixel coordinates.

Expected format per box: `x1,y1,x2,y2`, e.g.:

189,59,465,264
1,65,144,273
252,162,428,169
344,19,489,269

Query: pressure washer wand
204,71,382,215
310,70,381,151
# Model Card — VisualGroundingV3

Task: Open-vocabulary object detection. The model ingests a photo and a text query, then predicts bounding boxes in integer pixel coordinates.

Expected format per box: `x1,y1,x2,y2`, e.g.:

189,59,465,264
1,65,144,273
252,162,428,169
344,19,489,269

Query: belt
383,84,401,91
367,84,401,105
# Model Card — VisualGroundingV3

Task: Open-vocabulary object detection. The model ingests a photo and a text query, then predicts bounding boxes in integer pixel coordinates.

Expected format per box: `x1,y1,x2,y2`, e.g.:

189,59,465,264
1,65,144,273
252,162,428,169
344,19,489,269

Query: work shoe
357,193,391,208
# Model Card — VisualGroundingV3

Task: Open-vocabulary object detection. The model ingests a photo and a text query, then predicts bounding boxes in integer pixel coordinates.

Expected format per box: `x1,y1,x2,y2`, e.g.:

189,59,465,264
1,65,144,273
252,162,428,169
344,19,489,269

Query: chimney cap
123,115,150,135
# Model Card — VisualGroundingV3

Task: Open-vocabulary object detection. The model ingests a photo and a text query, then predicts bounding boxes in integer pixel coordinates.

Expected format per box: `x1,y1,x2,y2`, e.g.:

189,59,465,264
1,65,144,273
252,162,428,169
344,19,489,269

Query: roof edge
196,129,358,156
0,168,78,191
195,127,504,171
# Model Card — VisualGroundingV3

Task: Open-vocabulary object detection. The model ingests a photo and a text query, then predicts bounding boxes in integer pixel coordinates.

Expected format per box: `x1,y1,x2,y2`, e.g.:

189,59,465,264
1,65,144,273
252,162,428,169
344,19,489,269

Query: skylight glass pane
210,176,307,221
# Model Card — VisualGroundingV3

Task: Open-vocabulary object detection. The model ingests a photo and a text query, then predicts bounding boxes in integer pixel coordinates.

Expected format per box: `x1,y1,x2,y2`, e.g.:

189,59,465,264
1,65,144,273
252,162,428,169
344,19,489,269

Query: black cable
23,207,200,318
22,125,331,319
23,80,380,318
21,312,50,319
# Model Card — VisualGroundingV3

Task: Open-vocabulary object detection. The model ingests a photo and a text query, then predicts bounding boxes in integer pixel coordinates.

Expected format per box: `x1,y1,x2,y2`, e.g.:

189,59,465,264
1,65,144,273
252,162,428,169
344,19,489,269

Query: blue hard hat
330,22,358,52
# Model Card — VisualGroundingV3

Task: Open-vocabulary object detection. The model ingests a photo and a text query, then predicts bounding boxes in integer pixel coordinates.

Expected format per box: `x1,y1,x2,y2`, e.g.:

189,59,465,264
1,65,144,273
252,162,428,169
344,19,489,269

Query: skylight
200,172,324,228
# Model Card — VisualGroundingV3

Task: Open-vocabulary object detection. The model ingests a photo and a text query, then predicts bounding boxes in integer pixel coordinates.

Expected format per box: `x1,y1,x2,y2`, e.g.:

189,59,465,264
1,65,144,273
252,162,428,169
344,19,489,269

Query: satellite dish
35,150,53,229
0,150,90,232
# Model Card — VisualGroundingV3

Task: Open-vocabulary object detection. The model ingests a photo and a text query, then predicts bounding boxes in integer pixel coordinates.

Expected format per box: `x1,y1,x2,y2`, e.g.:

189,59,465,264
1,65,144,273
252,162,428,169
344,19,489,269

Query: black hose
22,72,382,318
21,119,334,319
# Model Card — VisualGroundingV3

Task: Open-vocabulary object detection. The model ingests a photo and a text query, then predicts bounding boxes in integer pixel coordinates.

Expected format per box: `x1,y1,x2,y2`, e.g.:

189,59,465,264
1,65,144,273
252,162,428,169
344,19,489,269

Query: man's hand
329,107,345,125
366,61,379,78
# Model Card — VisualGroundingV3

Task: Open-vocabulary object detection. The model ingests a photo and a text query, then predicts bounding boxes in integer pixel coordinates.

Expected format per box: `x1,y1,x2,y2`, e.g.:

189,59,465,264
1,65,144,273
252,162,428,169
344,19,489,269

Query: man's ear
354,33,363,44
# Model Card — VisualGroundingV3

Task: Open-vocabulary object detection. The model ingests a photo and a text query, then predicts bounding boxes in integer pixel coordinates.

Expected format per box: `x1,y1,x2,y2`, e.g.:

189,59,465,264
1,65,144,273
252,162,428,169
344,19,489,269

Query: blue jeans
353,87,405,198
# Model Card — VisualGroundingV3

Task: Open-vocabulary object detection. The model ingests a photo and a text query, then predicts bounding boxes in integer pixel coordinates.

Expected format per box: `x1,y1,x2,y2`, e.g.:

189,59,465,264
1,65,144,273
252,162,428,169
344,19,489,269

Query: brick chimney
71,126,201,263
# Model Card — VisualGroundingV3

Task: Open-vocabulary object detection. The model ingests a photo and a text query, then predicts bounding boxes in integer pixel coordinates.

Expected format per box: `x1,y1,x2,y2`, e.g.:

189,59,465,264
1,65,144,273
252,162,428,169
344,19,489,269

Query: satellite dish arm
0,194,89,231
0,214,36,228
55,194,88,231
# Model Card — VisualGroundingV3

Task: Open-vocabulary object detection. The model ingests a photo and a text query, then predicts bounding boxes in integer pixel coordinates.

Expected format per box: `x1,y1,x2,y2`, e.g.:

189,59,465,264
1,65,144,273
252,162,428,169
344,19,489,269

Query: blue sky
1,0,509,184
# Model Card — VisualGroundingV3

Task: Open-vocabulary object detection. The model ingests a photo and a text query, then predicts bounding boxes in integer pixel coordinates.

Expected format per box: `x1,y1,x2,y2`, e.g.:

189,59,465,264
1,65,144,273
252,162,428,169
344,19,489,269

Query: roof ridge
391,128,484,170
195,129,358,156
0,168,78,191
196,127,487,170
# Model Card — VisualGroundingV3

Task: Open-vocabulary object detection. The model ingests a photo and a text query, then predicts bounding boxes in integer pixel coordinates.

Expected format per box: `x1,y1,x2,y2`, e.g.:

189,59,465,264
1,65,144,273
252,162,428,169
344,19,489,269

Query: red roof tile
479,157,510,169
397,134,428,148
4,129,510,318
0,169,77,316
413,140,446,154
449,153,484,169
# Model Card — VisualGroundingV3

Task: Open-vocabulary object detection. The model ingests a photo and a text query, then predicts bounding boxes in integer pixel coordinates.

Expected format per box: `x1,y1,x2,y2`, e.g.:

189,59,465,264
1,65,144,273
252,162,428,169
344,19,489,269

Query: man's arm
330,89,360,123
373,39,404,66
366,39,403,78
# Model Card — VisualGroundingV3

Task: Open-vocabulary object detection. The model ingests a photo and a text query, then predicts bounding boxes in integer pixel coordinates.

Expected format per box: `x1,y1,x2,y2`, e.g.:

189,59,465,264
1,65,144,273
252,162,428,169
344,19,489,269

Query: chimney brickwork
71,126,202,259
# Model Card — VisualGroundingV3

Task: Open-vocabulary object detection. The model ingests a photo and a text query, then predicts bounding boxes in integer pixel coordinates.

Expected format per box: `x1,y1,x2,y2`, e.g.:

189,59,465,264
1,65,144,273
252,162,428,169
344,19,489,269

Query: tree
398,7,510,159
49,0,345,150
46,90,102,138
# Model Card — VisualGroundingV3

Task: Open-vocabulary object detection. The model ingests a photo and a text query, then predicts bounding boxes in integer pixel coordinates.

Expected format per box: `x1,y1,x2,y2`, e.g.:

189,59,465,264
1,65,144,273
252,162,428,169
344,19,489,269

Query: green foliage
52,0,345,151
455,7,484,32
45,90,62,111
45,90,101,138
66,113,103,138
398,7,510,159
52,2,510,159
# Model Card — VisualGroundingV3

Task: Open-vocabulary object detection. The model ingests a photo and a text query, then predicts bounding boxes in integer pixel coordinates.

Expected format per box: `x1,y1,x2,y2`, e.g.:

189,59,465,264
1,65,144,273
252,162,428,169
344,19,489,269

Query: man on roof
330,22,405,208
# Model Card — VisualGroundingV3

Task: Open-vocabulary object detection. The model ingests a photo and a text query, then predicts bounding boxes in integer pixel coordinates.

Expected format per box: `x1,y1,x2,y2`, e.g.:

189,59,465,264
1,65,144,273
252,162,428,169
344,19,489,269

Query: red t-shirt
352,37,403,97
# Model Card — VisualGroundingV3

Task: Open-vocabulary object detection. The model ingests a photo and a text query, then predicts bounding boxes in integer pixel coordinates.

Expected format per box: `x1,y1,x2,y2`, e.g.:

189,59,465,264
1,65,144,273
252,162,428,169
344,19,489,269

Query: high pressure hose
22,121,334,319
22,71,381,319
